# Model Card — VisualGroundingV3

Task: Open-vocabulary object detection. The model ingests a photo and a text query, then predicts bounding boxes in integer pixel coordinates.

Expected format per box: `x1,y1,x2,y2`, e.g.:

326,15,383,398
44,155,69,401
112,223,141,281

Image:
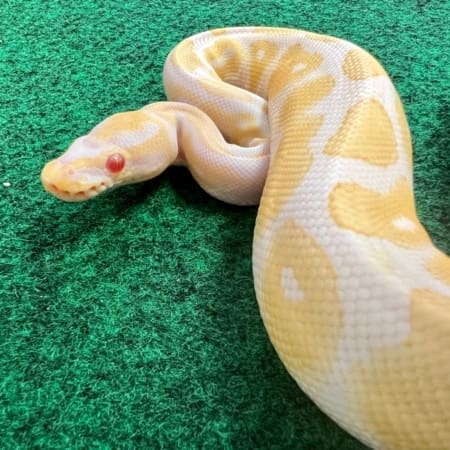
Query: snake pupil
106,153,125,173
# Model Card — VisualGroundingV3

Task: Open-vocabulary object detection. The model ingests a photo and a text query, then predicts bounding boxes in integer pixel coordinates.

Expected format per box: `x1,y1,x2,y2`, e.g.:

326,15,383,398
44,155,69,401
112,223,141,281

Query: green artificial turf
0,0,448,448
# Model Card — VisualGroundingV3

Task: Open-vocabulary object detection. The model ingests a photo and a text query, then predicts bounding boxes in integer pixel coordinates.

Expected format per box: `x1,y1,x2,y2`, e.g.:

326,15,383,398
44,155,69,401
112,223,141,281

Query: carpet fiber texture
0,0,448,448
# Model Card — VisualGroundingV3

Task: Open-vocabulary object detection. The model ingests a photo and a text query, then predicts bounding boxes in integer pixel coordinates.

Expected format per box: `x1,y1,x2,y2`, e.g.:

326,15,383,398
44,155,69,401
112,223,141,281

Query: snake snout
41,159,112,202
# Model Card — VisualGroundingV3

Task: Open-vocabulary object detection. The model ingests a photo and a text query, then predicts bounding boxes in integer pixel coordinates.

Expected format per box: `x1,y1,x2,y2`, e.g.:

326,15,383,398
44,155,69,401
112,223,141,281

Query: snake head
41,135,127,202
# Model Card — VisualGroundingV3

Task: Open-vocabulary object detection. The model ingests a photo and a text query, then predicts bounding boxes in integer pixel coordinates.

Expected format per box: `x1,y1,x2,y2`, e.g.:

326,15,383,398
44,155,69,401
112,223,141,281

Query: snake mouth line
44,182,109,202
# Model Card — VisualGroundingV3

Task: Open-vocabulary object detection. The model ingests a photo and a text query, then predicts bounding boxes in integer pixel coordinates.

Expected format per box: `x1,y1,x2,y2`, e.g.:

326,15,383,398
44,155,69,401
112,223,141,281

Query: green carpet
1,0,448,448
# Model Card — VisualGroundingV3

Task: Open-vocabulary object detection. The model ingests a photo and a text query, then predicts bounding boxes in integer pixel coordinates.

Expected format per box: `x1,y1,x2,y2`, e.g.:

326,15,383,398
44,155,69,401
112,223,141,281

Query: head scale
41,106,178,202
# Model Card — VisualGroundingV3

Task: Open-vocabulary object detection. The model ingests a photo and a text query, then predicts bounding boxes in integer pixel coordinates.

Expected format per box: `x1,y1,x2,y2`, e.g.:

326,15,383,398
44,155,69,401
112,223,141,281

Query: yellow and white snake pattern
41,27,450,450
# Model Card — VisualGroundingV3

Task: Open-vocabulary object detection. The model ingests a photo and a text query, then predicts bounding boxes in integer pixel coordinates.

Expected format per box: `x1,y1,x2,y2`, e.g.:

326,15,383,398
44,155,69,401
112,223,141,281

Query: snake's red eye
106,153,125,173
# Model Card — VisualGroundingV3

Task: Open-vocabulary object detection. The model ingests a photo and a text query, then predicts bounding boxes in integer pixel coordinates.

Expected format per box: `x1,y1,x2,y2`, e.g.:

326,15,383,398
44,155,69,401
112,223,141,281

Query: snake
40,27,450,450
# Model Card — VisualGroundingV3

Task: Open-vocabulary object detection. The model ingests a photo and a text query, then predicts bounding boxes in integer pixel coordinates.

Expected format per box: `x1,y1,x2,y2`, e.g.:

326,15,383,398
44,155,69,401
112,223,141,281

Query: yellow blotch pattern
204,38,244,83
90,109,177,169
329,178,431,248
229,111,268,145
343,48,387,80
257,75,334,230
268,44,323,99
172,40,205,74
347,288,450,449
164,40,220,107
247,40,279,95
395,94,413,167
166,63,263,146
210,28,230,38
259,219,342,378
426,251,450,286
324,98,398,166
181,120,255,193
303,31,339,43
91,110,154,142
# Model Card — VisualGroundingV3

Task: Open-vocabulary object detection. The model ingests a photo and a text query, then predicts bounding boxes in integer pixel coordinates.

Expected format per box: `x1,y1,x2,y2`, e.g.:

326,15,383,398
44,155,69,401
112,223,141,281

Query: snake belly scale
41,27,450,450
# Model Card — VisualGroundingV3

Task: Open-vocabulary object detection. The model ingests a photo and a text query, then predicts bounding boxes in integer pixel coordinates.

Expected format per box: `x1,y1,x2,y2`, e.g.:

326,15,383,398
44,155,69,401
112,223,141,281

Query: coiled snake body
41,27,450,449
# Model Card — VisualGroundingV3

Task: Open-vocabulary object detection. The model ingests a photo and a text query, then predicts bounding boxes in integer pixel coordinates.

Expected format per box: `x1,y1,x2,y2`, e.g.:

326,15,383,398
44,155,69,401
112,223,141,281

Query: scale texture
41,27,450,450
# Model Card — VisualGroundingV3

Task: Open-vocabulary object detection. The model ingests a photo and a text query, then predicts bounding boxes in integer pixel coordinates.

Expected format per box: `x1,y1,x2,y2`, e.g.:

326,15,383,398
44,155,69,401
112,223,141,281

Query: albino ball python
41,27,450,449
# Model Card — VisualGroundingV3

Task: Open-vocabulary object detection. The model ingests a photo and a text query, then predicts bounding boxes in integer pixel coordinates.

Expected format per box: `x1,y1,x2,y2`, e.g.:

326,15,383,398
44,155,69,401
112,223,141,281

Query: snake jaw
41,158,114,202
43,178,111,202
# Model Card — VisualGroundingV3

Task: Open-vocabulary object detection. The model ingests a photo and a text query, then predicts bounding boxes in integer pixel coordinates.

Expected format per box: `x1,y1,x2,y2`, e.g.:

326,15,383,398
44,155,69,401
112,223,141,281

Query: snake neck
150,101,270,205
